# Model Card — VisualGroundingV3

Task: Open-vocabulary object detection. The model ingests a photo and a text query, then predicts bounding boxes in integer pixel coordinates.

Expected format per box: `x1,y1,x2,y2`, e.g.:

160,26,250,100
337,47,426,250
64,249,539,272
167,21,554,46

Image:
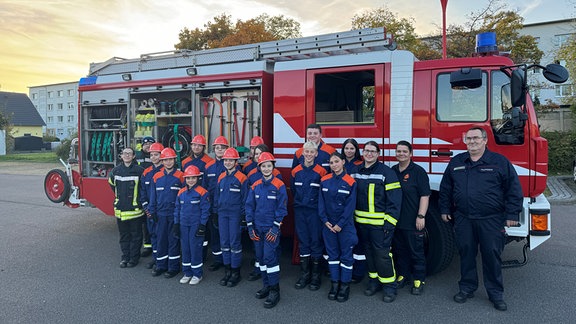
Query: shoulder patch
342,174,356,187
252,179,263,190
321,173,334,182
313,164,327,177
271,177,285,189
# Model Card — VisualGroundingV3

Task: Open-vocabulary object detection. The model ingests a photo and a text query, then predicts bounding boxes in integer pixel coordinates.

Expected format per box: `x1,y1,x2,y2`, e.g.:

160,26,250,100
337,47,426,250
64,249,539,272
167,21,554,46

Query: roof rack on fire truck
89,27,396,76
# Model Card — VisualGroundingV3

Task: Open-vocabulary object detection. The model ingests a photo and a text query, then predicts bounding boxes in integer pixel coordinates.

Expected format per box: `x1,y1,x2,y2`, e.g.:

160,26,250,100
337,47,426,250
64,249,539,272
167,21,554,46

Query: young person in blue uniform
245,152,288,308
174,165,210,285
291,141,327,290
319,152,358,302
148,147,184,278
215,148,248,287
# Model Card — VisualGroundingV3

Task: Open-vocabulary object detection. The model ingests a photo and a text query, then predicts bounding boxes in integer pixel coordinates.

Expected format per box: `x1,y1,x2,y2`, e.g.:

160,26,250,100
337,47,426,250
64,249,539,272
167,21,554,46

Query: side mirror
543,64,569,84
510,69,526,107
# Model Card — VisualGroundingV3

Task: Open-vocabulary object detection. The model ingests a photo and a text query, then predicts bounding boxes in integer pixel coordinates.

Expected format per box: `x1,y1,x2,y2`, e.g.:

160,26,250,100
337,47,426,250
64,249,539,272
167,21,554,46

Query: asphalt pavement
1,164,575,323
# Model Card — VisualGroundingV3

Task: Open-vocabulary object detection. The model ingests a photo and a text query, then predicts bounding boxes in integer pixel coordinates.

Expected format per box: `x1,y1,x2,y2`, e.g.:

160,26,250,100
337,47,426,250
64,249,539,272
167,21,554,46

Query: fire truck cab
44,27,568,274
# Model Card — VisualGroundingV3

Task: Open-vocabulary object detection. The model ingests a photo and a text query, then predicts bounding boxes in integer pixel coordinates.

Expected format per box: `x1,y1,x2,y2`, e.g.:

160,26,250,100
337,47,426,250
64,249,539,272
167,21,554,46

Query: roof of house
0,91,46,127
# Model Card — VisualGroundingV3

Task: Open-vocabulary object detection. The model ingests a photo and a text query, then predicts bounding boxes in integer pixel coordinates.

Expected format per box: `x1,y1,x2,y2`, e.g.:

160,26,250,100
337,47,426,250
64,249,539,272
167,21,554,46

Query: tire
424,196,455,275
44,169,71,204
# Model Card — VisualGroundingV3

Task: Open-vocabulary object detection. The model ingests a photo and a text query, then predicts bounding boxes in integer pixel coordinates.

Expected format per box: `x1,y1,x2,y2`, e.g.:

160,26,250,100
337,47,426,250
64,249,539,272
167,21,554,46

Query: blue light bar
476,32,498,53
78,76,97,86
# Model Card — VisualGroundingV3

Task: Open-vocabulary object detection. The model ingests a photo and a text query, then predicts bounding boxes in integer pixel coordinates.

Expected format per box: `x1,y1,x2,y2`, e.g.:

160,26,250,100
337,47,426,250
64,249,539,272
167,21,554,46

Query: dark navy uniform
203,158,226,266
392,161,430,283
439,148,523,302
139,164,164,262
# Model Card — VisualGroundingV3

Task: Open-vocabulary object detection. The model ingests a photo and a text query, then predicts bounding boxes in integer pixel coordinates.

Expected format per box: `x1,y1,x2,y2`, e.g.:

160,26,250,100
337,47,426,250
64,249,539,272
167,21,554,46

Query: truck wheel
424,198,455,275
44,169,71,203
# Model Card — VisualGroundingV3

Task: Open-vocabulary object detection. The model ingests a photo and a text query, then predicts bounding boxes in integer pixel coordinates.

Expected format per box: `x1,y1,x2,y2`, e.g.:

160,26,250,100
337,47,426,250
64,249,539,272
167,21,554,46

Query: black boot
337,282,350,302
294,257,311,289
227,267,242,287
308,258,322,291
219,265,231,286
328,281,339,300
263,284,280,308
255,286,270,299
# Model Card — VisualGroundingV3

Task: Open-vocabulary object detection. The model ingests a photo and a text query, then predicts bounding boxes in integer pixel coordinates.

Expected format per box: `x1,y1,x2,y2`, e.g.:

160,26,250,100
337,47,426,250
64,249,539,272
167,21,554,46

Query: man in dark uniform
440,127,523,311
136,136,156,257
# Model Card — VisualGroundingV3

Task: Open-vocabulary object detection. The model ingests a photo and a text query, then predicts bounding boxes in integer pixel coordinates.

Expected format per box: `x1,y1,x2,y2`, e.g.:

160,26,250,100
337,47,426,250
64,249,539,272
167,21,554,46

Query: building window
32,93,38,100
58,90,64,97
57,103,63,110
57,116,64,122
47,116,53,123
68,89,75,96
555,34,574,47
555,84,574,97
48,104,54,111
67,115,75,122
48,91,54,98
68,102,74,109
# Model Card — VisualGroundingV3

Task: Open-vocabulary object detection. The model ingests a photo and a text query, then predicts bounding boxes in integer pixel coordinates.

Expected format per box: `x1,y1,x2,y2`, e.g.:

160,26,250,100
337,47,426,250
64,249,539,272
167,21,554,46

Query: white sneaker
179,275,191,284
189,276,202,285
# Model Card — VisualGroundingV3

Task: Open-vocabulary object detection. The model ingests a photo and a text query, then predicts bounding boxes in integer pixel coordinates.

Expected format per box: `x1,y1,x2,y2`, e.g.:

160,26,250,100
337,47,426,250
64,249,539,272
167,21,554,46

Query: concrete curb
547,176,576,202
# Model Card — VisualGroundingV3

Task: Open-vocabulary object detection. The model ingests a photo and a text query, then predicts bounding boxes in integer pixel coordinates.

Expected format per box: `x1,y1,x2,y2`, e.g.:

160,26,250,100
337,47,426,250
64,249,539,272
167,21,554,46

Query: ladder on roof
89,27,395,76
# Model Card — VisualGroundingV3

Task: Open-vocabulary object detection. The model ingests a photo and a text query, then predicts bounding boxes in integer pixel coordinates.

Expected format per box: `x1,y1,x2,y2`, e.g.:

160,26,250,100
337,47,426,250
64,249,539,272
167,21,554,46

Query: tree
351,6,439,59
557,33,576,107
175,13,302,50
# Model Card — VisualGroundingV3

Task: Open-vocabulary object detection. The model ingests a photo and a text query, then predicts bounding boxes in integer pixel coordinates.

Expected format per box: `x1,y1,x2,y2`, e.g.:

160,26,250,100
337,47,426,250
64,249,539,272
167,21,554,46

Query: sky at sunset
0,0,573,94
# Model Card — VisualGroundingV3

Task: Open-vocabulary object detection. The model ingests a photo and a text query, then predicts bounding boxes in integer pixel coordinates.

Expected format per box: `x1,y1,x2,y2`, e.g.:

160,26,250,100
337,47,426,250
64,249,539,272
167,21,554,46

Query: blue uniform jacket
319,172,357,229
439,149,523,221
215,169,248,216
247,167,283,186
245,176,288,227
174,184,210,227
148,168,184,217
139,164,163,211
290,162,327,209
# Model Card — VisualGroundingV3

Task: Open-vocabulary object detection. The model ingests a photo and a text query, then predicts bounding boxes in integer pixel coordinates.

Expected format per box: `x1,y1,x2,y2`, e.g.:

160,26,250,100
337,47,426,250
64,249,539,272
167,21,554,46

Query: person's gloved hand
195,224,206,237
150,213,158,223
247,224,259,241
266,224,281,243
172,223,180,239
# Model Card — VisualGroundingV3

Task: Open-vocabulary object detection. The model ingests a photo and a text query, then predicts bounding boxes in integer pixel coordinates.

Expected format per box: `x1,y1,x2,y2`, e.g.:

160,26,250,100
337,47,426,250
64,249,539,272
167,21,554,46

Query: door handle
431,150,453,157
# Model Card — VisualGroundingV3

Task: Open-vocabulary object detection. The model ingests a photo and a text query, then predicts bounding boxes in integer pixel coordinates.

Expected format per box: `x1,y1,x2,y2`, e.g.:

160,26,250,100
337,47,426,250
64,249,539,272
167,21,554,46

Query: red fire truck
44,27,567,274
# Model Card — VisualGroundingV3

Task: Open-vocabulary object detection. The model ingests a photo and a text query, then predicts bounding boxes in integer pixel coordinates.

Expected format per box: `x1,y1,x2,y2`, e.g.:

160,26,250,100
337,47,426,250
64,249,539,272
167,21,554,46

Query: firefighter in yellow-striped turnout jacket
109,147,145,268
350,141,402,303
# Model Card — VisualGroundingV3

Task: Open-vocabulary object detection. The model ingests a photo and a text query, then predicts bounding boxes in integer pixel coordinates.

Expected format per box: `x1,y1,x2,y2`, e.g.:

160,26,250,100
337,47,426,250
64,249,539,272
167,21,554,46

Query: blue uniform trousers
454,216,506,301
294,206,324,259
155,216,181,272
393,228,426,281
323,225,357,283
254,226,281,286
219,212,243,268
206,213,223,264
147,217,158,260
181,224,204,278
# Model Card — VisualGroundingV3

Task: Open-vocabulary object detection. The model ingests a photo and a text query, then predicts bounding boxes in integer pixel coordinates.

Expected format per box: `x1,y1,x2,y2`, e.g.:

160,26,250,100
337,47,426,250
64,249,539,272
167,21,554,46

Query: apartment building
29,81,78,140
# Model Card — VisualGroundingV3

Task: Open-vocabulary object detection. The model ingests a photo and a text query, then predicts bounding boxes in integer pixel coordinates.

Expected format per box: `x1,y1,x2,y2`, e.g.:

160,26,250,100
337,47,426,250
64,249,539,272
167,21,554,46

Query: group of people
108,125,522,311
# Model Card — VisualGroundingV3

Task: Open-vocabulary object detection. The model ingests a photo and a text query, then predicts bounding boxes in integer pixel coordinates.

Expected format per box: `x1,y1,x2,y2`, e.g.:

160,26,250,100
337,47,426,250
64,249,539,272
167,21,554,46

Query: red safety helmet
222,148,240,160
160,147,177,160
191,134,207,146
212,136,229,146
250,136,264,147
149,143,164,153
183,165,202,177
257,152,275,165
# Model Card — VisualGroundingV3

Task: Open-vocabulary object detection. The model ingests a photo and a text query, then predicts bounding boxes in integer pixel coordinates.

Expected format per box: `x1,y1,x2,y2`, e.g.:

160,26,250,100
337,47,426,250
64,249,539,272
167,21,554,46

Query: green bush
541,131,576,175
43,135,60,142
